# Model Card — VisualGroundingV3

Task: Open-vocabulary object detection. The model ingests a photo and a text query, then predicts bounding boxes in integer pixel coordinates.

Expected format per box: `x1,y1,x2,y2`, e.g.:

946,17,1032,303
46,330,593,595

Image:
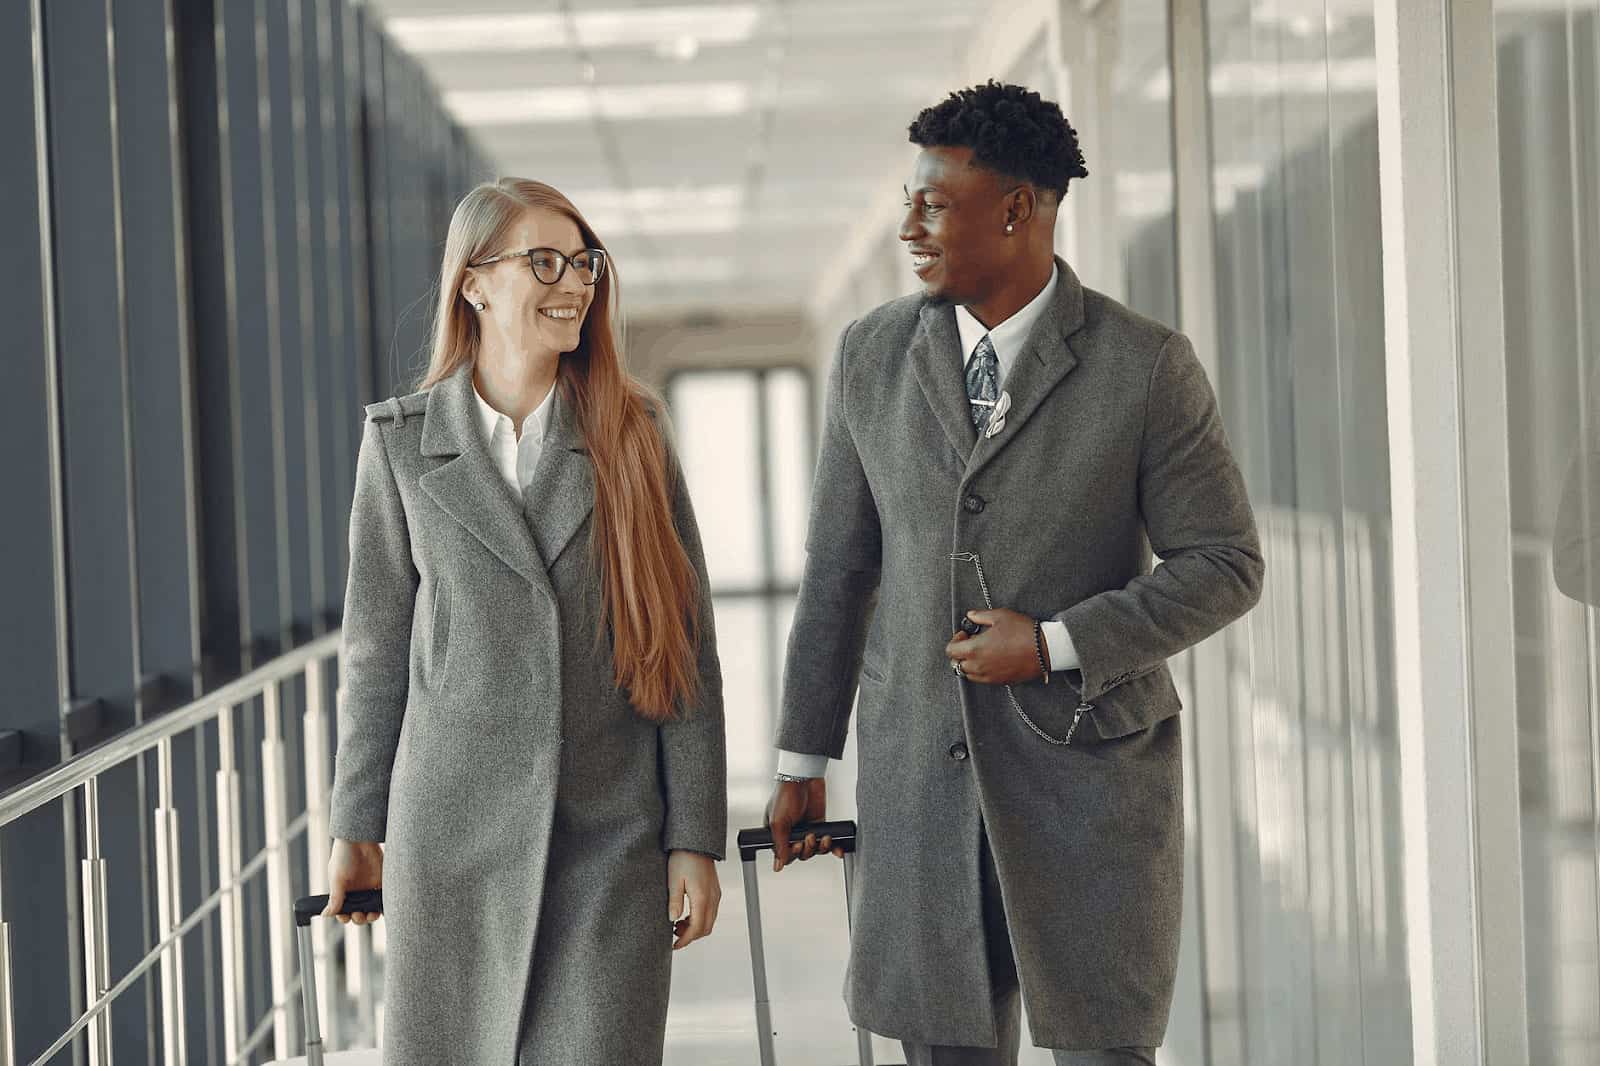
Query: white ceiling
364,0,988,317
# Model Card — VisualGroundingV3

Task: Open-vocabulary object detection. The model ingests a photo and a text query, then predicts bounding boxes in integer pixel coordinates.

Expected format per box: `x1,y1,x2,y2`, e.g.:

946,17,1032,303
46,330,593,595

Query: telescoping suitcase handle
736,820,859,860
290,890,383,1066
737,820,873,1066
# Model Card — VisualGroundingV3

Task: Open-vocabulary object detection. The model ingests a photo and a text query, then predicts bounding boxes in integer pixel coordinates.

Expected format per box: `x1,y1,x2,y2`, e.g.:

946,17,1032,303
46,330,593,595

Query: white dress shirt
776,266,1081,780
473,378,557,496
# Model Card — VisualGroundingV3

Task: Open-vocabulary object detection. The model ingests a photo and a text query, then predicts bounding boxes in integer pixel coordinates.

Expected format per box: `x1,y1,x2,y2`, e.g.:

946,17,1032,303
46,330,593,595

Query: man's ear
1005,185,1039,227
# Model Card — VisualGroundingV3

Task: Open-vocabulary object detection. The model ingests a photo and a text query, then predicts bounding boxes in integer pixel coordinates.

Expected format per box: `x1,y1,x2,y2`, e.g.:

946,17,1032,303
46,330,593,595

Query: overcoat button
962,493,986,514
948,742,969,761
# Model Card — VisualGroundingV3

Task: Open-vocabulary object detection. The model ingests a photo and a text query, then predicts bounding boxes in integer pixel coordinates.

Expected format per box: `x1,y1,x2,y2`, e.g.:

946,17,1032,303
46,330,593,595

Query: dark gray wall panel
44,0,138,727
221,0,283,664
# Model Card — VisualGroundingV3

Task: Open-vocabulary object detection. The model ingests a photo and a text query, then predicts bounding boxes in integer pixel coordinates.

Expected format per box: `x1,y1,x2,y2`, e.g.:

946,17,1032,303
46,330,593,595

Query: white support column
1165,2,1243,1062
1373,0,1526,1063
1051,0,1121,296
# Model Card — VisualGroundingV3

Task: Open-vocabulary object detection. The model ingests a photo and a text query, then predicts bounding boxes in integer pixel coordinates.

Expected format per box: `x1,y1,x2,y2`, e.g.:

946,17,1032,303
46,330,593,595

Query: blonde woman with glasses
322,178,727,1065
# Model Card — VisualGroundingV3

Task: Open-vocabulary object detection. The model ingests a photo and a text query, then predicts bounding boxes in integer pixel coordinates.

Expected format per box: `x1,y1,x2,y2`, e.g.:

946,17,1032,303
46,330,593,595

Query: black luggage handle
736,820,858,862
294,889,383,927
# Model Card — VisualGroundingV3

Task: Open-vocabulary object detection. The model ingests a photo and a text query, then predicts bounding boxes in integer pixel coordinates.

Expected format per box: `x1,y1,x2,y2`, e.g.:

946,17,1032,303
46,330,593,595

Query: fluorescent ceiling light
387,6,761,55
446,82,752,124
570,185,745,237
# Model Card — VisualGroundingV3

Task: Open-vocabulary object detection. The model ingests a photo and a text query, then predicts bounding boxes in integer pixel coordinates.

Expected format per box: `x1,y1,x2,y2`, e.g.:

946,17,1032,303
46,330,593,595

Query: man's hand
322,839,384,925
765,777,843,872
944,608,1049,685
668,850,721,950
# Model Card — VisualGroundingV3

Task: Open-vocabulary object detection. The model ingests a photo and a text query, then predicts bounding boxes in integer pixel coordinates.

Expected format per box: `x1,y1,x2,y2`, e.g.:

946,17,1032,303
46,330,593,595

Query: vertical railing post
153,737,189,1066
302,656,337,1051
80,777,114,1066
261,680,298,1059
334,676,377,1049
215,703,245,1064
0,851,16,1066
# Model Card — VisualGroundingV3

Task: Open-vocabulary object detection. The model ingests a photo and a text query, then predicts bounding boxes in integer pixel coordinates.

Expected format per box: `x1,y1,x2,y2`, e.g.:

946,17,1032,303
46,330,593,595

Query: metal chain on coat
950,552,1089,745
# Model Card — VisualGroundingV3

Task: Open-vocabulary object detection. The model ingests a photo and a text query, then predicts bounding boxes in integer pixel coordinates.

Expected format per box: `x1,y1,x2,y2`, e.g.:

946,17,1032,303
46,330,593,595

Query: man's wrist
775,749,829,779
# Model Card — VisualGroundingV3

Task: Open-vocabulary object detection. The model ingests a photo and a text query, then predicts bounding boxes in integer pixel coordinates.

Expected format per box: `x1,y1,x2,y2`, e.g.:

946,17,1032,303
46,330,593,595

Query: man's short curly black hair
908,80,1089,200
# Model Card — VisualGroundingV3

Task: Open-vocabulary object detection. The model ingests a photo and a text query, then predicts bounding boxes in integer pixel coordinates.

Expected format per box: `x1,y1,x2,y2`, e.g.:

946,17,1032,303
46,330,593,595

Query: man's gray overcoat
777,259,1264,1051
328,364,727,1065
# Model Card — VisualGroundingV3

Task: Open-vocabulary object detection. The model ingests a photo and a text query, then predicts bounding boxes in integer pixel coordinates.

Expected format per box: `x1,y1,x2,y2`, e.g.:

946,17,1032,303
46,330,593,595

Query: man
765,82,1264,1065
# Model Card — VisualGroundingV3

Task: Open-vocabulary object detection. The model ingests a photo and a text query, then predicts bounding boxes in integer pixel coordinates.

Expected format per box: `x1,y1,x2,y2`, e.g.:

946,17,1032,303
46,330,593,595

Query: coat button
962,493,986,514
948,742,969,761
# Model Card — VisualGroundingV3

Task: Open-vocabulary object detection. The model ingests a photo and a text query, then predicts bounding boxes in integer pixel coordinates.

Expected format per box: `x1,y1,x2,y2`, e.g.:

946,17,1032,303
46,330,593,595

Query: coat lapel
521,389,595,568
962,257,1086,484
417,365,553,599
909,300,979,464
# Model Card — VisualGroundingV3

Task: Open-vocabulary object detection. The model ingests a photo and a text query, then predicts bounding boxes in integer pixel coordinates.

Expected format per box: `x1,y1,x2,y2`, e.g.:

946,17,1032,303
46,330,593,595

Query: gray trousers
899,827,1158,1066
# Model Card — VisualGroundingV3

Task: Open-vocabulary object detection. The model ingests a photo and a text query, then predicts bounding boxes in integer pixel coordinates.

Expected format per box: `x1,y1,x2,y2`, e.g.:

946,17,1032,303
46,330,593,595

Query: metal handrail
0,630,378,1066
0,631,341,827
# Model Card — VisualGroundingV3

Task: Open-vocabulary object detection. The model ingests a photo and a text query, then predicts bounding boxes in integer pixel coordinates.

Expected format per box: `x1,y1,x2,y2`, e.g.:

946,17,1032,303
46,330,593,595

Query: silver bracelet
773,771,815,784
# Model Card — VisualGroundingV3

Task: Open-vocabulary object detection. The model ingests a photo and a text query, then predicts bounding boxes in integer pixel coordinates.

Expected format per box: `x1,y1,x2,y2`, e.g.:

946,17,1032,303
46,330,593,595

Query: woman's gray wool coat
328,364,727,1065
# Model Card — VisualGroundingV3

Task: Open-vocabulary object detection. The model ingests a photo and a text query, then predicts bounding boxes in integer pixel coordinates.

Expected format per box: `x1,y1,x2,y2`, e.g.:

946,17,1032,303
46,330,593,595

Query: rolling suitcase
267,888,385,1066
737,820,876,1066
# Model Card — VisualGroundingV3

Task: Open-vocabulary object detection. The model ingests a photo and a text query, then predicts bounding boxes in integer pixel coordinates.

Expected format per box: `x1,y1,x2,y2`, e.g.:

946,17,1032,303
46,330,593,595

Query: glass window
668,368,814,807
1494,4,1600,1062
1203,0,1410,1061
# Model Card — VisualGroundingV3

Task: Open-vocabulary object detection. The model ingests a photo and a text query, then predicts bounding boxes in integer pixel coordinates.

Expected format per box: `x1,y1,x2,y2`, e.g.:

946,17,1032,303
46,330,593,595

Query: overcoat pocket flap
1077,666,1182,742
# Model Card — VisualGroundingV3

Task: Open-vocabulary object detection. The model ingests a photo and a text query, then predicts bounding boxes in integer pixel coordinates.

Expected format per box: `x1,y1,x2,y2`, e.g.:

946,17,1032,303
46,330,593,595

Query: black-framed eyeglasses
468,246,607,286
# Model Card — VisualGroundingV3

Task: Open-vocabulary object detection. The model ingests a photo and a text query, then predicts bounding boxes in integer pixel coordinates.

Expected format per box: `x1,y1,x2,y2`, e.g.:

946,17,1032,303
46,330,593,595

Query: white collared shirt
472,378,557,496
954,262,1060,387
774,266,1080,780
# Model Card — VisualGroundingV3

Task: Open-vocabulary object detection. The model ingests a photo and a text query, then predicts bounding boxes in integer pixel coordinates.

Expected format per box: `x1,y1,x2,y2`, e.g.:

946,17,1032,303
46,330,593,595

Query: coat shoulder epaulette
363,390,430,428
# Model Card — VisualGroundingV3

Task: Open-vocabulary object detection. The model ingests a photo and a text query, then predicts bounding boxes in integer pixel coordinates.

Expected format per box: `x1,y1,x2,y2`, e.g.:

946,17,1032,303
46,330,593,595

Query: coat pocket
1075,665,1182,742
428,579,453,687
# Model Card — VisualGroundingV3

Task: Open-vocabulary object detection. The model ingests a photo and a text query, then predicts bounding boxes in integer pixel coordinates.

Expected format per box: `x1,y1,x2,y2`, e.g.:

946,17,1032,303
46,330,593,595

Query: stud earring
1005,223,1015,234
473,301,486,311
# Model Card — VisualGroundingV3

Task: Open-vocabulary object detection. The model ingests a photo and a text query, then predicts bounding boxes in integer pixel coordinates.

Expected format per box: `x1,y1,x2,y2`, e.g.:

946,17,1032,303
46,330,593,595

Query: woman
322,178,727,1065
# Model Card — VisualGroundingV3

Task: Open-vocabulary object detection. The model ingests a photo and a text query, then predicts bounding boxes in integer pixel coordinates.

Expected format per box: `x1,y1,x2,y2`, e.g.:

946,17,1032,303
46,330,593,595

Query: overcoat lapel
962,257,1086,484
909,301,979,464
520,389,595,568
417,365,554,602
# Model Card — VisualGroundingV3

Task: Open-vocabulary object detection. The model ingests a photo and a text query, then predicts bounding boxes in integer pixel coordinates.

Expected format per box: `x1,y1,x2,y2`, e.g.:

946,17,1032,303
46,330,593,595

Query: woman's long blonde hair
420,178,700,722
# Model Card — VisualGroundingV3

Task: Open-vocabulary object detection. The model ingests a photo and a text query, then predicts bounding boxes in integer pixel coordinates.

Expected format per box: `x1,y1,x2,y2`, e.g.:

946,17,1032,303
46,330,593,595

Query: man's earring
473,301,486,311
1005,223,1015,234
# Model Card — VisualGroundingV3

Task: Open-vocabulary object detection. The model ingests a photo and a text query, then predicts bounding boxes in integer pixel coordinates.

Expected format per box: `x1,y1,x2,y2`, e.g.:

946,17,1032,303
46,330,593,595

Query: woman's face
464,206,598,355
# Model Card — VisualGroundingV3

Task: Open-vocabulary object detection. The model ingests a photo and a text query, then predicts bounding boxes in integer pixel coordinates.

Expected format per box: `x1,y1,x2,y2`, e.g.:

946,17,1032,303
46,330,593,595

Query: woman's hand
667,850,721,950
323,839,384,925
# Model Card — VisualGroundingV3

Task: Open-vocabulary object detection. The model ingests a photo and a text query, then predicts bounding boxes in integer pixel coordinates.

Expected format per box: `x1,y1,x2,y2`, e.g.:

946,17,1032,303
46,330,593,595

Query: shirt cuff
775,750,829,778
1041,620,1079,671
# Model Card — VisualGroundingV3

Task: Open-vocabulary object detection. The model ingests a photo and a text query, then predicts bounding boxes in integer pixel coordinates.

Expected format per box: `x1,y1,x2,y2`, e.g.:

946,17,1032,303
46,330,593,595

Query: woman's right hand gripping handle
323,839,385,924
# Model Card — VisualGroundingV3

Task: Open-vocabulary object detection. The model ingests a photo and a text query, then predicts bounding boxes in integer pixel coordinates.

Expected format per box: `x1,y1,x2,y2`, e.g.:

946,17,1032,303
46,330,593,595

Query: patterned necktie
966,333,1000,433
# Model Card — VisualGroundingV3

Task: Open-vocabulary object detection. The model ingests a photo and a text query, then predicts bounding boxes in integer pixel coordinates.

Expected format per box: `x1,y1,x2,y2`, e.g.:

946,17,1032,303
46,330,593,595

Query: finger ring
951,659,965,679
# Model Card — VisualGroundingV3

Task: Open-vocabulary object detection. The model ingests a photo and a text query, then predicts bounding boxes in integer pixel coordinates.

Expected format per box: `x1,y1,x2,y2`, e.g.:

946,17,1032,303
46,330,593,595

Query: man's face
898,145,1013,306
